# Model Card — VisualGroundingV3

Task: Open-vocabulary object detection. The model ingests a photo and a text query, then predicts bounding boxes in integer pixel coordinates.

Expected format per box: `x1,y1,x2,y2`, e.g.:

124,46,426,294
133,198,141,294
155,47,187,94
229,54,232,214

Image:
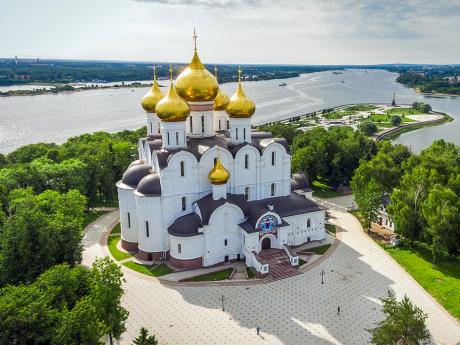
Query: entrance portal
261,237,271,250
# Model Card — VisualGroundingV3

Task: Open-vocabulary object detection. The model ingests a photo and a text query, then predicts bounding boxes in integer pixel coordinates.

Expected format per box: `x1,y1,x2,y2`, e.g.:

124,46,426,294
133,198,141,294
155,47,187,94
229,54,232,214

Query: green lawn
123,262,173,277
382,244,460,320
182,268,234,282
299,258,307,266
107,235,132,261
325,223,336,235
345,104,376,112
311,180,342,198
308,244,332,255
323,110,356,120
83,210,108,228
110,223,121,235
386,107,423,115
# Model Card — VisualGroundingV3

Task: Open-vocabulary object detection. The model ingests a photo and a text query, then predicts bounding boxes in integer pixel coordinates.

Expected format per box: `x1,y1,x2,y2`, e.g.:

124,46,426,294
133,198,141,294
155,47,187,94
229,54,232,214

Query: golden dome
213,66,230,111
226,67,256,118
208,157,229,185
175,30,218,102
156,65,190,122
141,67,165,113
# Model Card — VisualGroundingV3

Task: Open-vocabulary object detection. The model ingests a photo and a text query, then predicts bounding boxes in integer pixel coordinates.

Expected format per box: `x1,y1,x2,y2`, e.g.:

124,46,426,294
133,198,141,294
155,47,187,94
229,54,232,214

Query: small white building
116,36,326,273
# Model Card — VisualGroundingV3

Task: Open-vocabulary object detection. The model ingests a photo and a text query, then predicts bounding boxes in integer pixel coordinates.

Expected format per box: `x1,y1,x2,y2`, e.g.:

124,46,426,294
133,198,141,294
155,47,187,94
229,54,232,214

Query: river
0,69,458,154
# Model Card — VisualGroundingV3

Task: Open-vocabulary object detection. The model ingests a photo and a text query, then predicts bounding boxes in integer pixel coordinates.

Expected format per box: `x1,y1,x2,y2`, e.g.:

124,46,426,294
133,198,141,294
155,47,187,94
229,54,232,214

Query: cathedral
117,32,326,274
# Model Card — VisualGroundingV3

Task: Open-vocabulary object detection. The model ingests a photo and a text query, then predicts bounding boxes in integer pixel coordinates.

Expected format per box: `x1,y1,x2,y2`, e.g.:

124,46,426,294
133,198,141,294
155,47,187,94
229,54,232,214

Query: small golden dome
226,67,256,118
213,66,230,111
156,65,190,122
175,30,218,102
208,157,230,185
141,67,165,113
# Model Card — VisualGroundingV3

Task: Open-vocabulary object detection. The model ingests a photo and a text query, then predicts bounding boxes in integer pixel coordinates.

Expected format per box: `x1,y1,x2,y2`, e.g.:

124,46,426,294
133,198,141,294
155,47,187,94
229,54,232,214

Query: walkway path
83,210,460,345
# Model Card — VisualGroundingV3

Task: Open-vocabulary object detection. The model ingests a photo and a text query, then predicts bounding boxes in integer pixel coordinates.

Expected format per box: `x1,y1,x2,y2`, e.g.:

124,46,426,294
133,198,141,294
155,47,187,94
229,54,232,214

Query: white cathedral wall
136,194,167,254
213,110,228,131
283,210,326,246
198,147,233,196
169,234,204,260
232,146,259,199
260,143,292,198
202,204,245,266
117,185,138,244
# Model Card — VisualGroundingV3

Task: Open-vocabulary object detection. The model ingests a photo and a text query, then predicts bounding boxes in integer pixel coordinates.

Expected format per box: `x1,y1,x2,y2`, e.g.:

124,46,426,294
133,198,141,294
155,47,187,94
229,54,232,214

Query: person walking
337,306,341,315
257,326,260,335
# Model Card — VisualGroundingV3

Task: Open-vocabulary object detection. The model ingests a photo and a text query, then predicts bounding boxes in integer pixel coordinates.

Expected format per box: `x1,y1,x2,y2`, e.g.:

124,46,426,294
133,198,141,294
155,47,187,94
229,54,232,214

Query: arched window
307,218,311,228
271,151,276,166
201,115,205,133
167,132,170,145
176,132,179,145
226,120,229,130
236,128,239,140
244,186,250,199
214,157,218,166
127,212,131,228
224,239,228,246
180,161,185,177
245,154,249,169
219,119,222,130
243,128,246,140
145,221,150,237
181,196,186,211
178,244,181,253
150,123,153,134
271,183,275,197
190,117,193,132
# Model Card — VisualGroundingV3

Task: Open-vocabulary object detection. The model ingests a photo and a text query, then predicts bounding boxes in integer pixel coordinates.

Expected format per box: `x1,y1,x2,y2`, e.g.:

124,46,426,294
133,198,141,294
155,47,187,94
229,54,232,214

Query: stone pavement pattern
83,210,460,345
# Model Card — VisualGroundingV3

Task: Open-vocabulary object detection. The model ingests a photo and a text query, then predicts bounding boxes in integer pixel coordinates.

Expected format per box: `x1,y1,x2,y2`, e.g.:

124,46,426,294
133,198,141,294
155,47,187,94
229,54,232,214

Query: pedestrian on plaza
257,326,260,335
337,306,340,315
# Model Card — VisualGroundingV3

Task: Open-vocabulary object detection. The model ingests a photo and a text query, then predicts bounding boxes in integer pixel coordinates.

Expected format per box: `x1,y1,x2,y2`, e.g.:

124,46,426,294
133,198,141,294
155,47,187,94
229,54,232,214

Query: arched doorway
261,237,271,250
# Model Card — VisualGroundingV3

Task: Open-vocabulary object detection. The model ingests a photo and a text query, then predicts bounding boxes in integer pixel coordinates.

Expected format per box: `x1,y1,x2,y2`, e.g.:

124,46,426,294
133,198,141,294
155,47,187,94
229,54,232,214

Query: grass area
123,262,173,277
323,110,356,120
182,268,234,282
299,258,307,266
382,244,460,320
246,267,257,279
345,104,376,112
83,210,108,228
325,223,336,235
308,244,332,255
311,180,342,198
107,234,132,261
110,223,121,235
386,107,423,115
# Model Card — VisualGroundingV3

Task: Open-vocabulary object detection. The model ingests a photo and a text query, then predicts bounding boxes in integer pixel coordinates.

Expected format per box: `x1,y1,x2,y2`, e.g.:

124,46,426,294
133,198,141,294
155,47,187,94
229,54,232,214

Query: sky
0,0,459,65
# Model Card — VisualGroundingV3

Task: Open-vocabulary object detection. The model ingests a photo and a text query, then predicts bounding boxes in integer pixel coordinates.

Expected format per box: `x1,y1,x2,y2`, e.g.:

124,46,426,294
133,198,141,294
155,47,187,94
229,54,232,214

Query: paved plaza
83,210,460,345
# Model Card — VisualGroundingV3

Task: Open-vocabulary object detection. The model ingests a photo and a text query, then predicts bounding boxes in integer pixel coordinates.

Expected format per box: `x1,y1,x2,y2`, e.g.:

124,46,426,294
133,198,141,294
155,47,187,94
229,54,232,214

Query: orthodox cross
193,28,198,51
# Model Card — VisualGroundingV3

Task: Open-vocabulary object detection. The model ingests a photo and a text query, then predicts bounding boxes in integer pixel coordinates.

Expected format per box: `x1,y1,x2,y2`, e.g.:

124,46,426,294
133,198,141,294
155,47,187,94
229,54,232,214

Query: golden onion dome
226,67,256,118
213,66,230,111
208,157,229,185
156,65,190,122
175,30,218,102
141,67,165,113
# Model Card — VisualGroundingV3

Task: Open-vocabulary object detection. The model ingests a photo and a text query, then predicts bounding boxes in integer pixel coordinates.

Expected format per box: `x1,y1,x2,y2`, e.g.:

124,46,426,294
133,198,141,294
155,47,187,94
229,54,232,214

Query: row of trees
352,139,460,262
0,129,143,209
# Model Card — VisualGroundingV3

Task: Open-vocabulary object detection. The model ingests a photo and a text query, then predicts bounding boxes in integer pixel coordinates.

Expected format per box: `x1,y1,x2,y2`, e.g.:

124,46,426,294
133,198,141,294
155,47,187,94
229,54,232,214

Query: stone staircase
257,249,301,283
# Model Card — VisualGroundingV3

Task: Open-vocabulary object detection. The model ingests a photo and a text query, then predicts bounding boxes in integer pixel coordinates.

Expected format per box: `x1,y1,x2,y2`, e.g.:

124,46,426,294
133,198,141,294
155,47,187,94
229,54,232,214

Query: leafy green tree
90,257,128,345
52,297,108,345
358,121,377,136
368,292,431,345
258,123,300,144
6,142,59,164
391,115,402,126
133,327,159,345
352,179,381,232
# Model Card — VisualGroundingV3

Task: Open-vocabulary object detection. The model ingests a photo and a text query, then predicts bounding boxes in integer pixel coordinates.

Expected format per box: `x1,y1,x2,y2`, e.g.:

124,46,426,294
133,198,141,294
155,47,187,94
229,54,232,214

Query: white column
212,183,227,200
213,110,228,132
146,112,160,136
229,117,252,144
161,121,187,150
188,102,215,137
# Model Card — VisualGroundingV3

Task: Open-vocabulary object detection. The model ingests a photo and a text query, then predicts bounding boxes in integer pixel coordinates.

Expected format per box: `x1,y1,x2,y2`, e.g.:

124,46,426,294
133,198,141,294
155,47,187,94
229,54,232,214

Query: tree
358,121,377,136
133,327,159,345
391,115,402,126
52,297,108,345
368,292,431,345
352,179,381,232
90,257,128,345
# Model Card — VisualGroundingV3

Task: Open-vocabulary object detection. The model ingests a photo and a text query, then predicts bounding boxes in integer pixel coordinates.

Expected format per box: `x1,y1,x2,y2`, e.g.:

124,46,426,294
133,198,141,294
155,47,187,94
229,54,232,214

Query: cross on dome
193,28,198,51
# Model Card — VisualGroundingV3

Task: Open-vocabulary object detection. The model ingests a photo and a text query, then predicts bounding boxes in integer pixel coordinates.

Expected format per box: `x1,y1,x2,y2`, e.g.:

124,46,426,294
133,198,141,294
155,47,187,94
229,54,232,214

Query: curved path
83,210,460,345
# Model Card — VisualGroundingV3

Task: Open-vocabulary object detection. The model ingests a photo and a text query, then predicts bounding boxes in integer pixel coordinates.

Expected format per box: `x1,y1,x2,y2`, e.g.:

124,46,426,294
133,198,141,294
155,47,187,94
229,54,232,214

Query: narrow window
201,115,205,133
224,239,228,246
181,196,186,211
127,212,131,228
190,117,193,132
245,154,249,169
236,128,239,140
226,120,229,130
180,161,185,177
271,183,275,197
145,221,149,237
178,244,181,253
244,186,250,199
150,123,153,134
167,132,170,145
243,128,246,140
219,119,222,130
307,218,311,228
176,132,179,145
271,151,276,166
214,157,218,166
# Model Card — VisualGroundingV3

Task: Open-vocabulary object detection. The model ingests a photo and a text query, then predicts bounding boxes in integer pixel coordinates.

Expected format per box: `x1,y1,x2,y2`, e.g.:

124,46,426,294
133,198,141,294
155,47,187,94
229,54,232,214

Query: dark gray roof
257,137,290,153
128,159,144,168
147,139,162,152
136,173,161,196
195,193,250,225
167,213,203,237
248,194,323,220
121,164,151,187
291,173,310,191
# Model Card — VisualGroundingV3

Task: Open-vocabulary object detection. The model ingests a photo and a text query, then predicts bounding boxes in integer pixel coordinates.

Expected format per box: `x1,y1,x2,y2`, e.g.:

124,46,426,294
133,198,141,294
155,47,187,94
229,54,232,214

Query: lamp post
321,269,325,284
221,294,225,312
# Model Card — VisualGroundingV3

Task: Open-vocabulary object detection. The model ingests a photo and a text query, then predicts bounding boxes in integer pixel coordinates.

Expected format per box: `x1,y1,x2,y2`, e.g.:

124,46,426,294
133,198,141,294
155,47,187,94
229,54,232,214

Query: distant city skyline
1,0,459,65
